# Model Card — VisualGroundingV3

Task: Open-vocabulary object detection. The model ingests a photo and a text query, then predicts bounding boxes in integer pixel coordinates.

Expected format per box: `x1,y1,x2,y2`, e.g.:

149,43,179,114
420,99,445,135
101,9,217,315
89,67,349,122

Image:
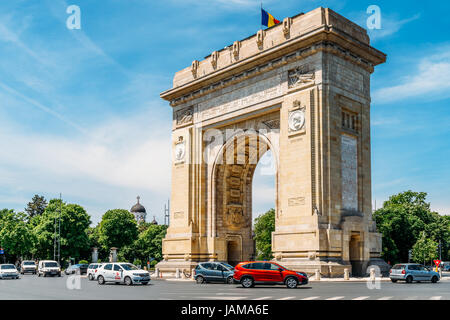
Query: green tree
98,209,138,250
0,209,36,262
373,191,448,264
25,195,47,220
253,208,275,260
133,224,168,263
412,232,438,265
32,199,91,263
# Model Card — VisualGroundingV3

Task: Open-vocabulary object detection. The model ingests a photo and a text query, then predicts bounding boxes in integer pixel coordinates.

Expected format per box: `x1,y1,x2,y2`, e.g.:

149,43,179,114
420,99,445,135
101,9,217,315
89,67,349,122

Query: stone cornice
161,7,386,106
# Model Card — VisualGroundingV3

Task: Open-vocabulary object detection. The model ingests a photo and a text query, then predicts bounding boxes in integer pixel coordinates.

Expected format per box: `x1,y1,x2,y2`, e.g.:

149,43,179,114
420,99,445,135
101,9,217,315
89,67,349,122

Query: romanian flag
261,8,280,28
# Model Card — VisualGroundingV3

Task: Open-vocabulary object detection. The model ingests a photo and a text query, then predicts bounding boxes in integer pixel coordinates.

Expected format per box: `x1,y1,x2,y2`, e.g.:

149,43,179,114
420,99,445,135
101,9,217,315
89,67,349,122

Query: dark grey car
194,262,235,284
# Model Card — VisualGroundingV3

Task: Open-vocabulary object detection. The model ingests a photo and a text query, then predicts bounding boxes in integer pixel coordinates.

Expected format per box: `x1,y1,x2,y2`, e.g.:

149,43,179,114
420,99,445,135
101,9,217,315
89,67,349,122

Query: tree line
0,195,167,268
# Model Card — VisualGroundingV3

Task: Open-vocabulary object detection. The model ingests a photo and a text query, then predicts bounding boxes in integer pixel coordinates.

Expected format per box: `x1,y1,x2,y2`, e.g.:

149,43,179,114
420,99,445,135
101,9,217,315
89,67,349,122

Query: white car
20,260,37,274
97,262,150,286
0,264,20,279
38,260,62,277
87,263,104,281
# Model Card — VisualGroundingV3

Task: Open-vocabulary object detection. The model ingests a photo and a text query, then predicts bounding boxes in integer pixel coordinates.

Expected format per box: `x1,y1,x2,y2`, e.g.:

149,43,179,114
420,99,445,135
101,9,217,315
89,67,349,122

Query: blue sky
0,0,449,224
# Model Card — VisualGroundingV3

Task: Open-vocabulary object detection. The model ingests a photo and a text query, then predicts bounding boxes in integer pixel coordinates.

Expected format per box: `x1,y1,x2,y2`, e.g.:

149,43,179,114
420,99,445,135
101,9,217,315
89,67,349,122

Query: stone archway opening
349,233,363,276
213,130,277,265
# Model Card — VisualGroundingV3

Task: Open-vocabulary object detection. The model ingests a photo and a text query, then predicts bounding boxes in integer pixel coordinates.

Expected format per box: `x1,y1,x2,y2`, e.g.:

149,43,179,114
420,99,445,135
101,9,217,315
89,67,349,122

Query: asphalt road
0,274,449,300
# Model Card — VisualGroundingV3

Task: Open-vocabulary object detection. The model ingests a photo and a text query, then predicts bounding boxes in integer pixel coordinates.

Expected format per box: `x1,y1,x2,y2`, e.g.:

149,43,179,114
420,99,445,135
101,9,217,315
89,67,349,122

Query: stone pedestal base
274,258,352,278
155,260,199,274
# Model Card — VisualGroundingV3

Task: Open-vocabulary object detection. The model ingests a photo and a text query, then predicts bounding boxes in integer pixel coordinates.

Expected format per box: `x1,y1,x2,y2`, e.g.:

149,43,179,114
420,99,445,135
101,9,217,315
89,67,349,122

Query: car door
207,263,222,281
419,265,431,280
263,263,284,283
410,265,422,280
250,263,266,282
200,263,212,281
102,263,114,281
113,264,123,282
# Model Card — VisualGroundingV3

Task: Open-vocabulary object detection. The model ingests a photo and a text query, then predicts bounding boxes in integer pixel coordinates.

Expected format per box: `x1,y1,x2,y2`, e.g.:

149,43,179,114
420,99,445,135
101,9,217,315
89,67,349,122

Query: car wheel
431,276,438,283
88,274,94,281
391,279,397,283
124,276,132,286
196,276,206,284
38,272,41,277
98,275,105,285
241,277,254,288
405,275,413,283
285,277,298,289
226,276,234,284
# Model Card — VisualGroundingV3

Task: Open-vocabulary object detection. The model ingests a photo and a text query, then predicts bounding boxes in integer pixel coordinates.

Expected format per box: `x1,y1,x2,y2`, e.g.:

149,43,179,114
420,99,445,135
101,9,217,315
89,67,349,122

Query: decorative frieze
262,119,280,129
288,65,315,88
288,197,305,206
175,106,193,126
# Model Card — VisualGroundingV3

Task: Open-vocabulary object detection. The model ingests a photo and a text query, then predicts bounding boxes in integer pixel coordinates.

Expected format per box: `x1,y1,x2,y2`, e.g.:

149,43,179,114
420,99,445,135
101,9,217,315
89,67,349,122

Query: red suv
233,261,308,289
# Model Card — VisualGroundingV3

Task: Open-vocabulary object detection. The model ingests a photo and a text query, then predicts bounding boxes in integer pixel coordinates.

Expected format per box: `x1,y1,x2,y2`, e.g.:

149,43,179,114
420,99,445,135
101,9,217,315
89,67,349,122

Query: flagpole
260,1,263,30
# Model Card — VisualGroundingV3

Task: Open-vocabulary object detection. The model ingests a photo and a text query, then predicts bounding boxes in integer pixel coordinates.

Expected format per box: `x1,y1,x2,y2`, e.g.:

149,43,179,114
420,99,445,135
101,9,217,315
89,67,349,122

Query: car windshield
44,262,58,267
120,264,139,271
392,264,405,269
1,265,15,270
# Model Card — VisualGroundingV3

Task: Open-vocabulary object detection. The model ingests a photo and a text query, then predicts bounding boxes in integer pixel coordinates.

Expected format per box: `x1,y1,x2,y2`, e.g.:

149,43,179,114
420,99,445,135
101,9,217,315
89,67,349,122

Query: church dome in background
130,196,146,223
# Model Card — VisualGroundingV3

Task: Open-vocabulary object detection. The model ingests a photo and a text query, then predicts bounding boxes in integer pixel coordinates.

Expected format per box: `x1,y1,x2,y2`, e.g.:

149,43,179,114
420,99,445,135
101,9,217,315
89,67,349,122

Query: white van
38,260,61,277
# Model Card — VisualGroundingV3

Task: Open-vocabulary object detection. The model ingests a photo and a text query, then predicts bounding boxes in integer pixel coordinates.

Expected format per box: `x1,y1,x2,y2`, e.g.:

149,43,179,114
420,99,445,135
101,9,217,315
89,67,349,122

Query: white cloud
373,47,450,104
350,11,420,41
369,14,420,40
0,111,171,191
0,110,172,222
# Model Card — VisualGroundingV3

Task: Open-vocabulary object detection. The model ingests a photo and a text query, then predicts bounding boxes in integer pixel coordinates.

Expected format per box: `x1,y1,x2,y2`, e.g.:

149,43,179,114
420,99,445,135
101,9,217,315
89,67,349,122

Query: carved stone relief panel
176,106,193,127
288,100,306,134
174,136,186,164
288,65,315,89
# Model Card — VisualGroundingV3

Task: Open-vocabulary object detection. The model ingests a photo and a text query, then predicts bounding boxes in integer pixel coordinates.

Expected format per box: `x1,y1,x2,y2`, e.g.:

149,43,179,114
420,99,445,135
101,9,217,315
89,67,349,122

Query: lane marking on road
252,296,272,300
301,296,320,300
326,296,345,300
277,296,296,300
377,296,393,300
430,296,442,300
352,296,370,300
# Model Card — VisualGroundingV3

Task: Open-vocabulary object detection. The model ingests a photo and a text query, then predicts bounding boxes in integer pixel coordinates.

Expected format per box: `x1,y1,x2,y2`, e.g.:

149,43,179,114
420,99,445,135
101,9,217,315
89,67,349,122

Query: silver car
390,263,440,283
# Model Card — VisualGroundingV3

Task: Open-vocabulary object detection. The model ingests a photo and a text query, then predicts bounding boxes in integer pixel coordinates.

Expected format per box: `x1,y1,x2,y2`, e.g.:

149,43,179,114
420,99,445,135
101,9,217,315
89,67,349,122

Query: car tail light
389,269,392,273
402,270,405,274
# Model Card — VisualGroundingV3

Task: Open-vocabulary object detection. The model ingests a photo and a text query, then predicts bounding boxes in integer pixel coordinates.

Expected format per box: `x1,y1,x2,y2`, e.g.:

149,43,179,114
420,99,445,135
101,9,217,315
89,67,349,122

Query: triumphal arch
157,7,390,276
